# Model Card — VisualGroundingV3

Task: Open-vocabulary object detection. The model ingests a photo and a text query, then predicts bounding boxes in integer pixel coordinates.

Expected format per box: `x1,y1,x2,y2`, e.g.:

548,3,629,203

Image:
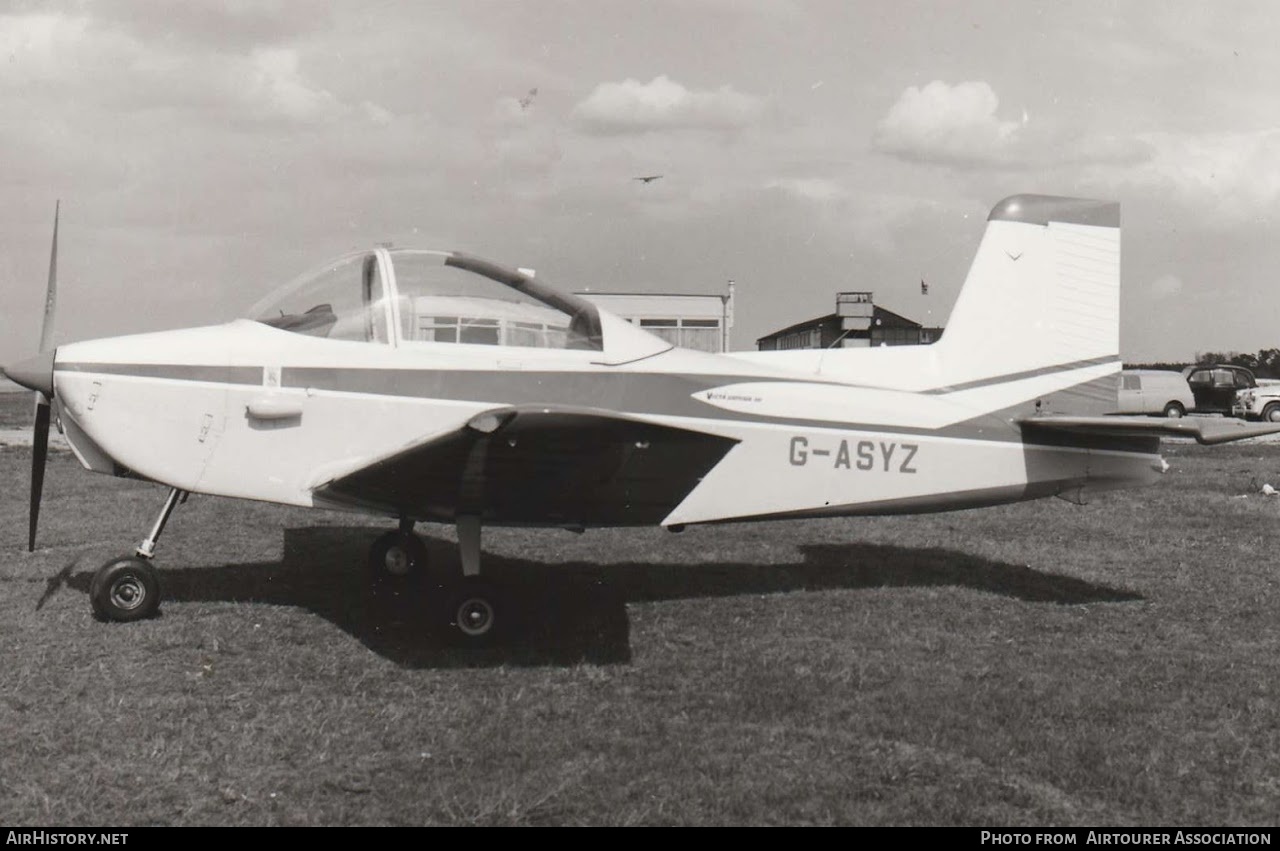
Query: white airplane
7,194,1280,641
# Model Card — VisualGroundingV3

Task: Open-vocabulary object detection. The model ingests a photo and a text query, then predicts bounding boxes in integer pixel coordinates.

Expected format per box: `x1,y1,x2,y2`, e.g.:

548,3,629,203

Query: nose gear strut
90,487,187,622
136,487,186,559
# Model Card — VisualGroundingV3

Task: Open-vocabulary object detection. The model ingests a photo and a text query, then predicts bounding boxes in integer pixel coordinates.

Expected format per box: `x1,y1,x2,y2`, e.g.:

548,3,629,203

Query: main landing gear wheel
447,579,503,643
368,530,429,583
90,557,161,622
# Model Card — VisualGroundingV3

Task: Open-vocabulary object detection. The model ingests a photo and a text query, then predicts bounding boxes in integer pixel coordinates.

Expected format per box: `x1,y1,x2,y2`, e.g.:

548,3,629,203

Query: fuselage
50,317,1163,527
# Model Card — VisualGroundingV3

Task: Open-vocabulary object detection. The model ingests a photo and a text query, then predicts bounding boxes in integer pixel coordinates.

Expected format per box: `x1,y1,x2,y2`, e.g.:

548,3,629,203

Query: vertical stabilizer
931,194,1120,390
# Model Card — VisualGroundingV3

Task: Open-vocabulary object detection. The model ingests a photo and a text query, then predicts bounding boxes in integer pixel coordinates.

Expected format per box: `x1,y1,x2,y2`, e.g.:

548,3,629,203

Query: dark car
1181,364,1257,416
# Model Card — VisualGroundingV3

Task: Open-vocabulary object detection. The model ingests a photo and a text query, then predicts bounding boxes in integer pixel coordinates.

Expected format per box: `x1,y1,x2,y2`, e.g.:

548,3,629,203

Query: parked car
1234,380,1280,422
1182,364,1257,416
1117,369,1196,418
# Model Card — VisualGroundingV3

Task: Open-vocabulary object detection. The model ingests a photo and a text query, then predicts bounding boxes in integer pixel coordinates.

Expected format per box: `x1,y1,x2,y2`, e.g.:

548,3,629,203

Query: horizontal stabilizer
1019,415,1280,446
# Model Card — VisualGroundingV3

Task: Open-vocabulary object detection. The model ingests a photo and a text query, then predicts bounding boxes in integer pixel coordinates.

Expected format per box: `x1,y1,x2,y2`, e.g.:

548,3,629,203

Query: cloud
873,80,1022,166
1124,129,1280,223
0,11,105,86
765,178,847,203
0,10,394,132
1066,134,1155,166
572,75,764,135
93,0,333,50
243,47,344,123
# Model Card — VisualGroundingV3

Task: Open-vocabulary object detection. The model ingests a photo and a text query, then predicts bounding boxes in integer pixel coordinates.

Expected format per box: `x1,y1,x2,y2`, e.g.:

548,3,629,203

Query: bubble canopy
247,249,605,352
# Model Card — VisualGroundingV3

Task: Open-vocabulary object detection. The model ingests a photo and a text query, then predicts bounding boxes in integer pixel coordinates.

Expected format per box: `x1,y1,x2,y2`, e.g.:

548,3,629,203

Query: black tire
368,530,428,584
1162,401,1185,419
1263,402,1280,424
446,578,503,643
90,557,160,622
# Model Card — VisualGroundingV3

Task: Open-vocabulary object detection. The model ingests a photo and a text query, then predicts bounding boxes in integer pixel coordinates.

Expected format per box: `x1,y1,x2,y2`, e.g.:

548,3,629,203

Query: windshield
249,251,391,343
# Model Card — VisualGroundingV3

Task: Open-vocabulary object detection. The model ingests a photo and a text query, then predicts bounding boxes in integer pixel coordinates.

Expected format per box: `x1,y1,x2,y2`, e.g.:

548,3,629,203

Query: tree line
1125,348,1280,380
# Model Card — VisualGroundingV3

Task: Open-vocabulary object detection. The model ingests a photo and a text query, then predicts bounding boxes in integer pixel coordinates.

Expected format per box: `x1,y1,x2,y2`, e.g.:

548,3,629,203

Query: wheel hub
383,545,411,576
111,577,145,610
457,598,493,636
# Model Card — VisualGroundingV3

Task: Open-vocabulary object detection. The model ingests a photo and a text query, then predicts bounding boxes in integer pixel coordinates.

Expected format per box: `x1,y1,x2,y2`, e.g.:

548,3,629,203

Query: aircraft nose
3,349,56,397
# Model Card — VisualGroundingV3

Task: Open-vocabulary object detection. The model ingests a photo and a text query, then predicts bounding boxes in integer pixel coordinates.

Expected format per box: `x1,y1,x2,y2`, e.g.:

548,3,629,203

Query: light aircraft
7,194,1280,641
633,175,663,184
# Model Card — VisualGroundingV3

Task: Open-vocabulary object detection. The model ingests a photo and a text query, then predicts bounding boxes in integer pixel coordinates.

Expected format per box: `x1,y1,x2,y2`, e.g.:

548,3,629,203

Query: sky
3,0,1280,372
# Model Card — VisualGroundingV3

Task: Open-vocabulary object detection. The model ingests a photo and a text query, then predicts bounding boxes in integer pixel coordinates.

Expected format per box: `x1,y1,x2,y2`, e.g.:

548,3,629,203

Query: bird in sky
519,88,538,110
633,175,663,184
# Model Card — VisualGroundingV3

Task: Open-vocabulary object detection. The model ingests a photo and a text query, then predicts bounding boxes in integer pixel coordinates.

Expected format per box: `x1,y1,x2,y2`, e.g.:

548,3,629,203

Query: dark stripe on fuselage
277,365,1022,442
59,362,262,385
60,355,1118,399
55,361,1138,451
921,355,1120,394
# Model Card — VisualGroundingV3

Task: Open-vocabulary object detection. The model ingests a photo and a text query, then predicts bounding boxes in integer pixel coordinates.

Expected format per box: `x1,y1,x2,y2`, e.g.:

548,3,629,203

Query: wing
1019,414,1280,446
313,405,739,526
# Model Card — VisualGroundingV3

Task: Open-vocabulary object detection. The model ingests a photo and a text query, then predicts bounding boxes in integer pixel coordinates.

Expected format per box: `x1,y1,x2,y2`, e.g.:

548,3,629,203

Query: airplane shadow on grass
66,526,1142,670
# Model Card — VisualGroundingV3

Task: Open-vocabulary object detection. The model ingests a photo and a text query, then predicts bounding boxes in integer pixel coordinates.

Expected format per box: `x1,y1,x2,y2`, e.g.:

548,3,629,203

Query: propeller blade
27,200,60,551
30,399,50,551
40,201,59,353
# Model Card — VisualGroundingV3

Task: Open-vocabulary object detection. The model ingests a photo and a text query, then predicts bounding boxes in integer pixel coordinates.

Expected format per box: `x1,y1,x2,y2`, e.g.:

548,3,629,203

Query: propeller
3,201,60,551
30,399,51,551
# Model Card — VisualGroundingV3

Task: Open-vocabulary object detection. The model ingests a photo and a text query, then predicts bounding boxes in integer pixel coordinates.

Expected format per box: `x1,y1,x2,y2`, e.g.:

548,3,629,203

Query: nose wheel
90,556,160,622
89,487,184,623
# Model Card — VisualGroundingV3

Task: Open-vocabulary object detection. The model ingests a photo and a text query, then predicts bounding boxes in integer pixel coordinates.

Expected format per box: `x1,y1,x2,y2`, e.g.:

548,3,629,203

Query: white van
1117,369,1196,417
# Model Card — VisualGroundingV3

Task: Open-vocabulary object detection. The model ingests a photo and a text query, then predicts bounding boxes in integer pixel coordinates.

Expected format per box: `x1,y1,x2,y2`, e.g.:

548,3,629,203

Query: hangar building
756,291,943,351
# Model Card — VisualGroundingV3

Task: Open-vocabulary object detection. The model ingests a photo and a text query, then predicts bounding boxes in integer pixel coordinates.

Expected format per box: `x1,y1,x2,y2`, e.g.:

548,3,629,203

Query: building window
871,326,922,346
415,315,569,347
419,315,461,343
776,327,820,350
680,318,721,352
638,317,722,352
639,318,680,348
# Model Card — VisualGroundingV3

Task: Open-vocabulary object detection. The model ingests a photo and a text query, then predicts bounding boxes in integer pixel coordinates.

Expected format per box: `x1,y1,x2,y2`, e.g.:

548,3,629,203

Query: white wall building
576,284,736,353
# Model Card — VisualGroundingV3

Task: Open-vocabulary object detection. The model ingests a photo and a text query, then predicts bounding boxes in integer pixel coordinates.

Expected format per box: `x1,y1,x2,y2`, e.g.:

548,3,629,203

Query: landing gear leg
136,487,184,559
90,487,185,622
458,515,481,578
446,515,502,642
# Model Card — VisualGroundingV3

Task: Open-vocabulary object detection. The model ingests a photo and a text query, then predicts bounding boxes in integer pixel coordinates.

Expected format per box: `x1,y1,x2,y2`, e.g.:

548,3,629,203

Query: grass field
0,390,35,428
2,412,1280,825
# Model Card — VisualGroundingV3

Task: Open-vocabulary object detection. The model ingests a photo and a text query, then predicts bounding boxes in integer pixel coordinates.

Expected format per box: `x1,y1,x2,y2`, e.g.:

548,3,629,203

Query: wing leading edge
313,405,740,527
1019,414,1280,446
